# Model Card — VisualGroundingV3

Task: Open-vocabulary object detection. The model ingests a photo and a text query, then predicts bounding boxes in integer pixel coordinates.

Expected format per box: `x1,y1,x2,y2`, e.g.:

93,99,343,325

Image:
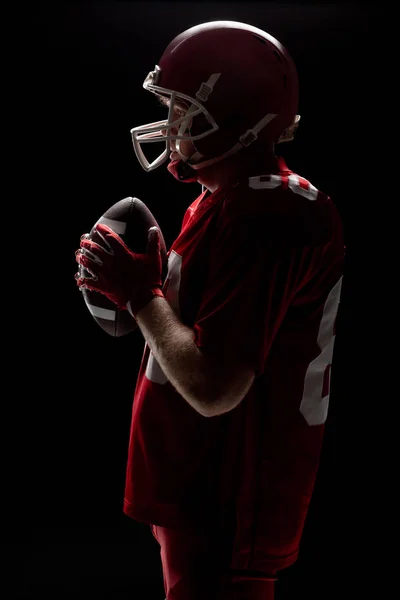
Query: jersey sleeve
193,213,312,377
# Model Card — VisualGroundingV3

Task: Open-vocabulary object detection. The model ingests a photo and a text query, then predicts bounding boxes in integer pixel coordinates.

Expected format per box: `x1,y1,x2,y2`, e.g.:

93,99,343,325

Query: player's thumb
147,226,160,254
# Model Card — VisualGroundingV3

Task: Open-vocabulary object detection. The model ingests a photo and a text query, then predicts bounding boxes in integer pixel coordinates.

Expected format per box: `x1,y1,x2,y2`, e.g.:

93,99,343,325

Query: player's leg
150,524,277,600
218,569,277,600
151,524,228,599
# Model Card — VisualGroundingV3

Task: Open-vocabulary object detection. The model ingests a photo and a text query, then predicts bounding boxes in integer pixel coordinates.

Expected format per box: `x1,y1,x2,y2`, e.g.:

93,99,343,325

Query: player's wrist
127,287,164,319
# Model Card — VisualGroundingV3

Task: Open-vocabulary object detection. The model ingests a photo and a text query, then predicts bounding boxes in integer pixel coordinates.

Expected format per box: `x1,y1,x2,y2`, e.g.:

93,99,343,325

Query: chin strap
168,112,301,184
187,111,279,171
187,113,301,171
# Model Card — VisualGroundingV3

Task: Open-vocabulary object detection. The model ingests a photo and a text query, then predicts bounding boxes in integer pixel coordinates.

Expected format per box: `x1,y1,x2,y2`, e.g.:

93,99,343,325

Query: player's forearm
135,295,213,416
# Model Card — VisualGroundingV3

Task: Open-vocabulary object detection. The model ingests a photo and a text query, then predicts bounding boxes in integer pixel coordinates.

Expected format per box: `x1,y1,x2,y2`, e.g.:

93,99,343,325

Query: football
80,196,168,336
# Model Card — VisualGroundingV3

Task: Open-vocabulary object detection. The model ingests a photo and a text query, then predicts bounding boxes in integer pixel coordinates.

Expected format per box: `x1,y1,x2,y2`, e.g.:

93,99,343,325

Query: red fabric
123,155,345,573
151,524,276,600
76,223,163,315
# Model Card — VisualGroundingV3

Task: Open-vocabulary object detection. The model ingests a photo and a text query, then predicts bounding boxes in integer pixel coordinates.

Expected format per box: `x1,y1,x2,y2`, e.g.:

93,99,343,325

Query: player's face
159,95,275,193
160,102,196,160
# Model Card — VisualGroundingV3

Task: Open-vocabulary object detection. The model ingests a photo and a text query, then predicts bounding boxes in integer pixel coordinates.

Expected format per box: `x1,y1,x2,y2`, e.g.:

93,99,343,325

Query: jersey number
300,276,342,425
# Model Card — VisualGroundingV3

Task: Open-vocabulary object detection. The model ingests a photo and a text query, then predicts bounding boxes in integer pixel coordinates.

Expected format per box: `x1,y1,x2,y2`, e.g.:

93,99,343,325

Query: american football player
76,21,345,600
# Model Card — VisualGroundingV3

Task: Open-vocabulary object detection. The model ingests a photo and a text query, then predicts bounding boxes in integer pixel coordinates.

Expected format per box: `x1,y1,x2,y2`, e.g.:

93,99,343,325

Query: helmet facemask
130,66,220,172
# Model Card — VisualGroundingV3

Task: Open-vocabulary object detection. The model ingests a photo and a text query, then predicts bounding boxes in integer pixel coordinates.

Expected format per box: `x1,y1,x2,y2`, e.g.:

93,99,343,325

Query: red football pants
151,524,277,600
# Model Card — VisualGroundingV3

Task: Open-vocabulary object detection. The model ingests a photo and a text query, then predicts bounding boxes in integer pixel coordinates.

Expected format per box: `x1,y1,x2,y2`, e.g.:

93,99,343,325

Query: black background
8,1,380,598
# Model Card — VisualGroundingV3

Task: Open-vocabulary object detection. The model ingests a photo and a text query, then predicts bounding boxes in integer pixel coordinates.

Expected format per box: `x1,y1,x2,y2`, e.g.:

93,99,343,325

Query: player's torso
165,165,343,333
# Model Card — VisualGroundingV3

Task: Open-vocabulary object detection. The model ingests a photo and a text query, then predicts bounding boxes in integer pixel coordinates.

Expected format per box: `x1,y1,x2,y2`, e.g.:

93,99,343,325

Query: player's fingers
75,246,103,268
94,223,115,237
94,223,132,256
75,277,100,293
79,239,105,264
90,224,118,256
75,272,86,288
75,250,100,278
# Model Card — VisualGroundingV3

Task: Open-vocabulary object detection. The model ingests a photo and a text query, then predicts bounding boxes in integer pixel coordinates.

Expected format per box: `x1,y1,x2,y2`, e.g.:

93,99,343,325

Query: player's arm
136,295,255,418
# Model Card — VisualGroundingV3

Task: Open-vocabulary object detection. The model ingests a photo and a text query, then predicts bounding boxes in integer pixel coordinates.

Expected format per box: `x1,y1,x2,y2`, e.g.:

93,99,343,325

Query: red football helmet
131,21,300,174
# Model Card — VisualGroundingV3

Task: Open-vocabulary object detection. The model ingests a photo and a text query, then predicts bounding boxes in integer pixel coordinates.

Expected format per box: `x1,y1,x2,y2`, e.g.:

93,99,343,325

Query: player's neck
197,145,277,193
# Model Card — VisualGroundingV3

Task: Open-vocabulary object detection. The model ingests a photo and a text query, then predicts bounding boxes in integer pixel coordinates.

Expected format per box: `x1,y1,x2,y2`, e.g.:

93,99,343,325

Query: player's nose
161,126,177,153
161,125,178,137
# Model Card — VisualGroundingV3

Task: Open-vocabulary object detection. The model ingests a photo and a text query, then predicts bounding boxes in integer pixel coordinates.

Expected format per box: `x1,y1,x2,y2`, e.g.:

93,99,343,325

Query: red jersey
123,156,345,573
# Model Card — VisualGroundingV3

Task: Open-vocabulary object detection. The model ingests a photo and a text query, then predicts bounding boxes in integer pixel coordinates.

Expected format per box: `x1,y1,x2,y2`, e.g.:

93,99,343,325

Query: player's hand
75,223,163,317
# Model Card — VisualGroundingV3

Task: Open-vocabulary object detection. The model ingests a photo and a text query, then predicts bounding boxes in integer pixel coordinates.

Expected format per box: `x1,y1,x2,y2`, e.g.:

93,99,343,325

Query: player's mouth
170,151,180,159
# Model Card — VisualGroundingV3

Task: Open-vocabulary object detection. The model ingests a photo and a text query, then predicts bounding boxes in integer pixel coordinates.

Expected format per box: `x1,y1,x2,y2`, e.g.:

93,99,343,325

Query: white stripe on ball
96,217,127,235
86,303,117,321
